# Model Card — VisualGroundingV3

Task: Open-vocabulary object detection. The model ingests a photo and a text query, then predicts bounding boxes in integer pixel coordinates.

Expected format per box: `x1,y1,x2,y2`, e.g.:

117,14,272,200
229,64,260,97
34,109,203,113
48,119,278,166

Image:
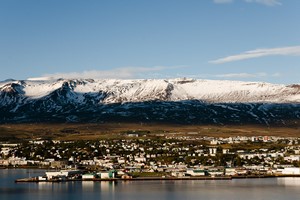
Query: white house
45,170,81,180
97,171,115,179
186,168,206,176
82,173,97,179
1,147,11,156
225,168,237,176
282,168,300,175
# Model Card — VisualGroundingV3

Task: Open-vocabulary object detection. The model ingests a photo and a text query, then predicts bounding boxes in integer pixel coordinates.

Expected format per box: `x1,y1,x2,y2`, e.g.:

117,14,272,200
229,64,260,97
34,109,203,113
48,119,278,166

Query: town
1,131,300,181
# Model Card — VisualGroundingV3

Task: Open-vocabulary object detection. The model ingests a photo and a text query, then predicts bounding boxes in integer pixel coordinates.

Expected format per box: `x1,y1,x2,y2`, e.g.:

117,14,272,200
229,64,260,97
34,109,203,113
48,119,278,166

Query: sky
0,0,299,84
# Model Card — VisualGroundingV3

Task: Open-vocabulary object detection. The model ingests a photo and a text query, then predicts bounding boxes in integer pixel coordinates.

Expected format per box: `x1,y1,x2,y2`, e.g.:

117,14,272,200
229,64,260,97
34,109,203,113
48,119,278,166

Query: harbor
14,169,300,183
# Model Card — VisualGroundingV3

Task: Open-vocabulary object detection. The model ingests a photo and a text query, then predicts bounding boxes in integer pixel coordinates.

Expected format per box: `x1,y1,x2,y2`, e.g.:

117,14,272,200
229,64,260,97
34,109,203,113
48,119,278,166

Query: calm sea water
1,169,300,200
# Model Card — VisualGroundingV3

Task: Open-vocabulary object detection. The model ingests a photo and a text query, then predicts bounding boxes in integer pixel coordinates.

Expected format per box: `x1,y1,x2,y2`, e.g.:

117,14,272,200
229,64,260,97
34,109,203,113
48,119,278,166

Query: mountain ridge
1,78,300,103
0,78,299,125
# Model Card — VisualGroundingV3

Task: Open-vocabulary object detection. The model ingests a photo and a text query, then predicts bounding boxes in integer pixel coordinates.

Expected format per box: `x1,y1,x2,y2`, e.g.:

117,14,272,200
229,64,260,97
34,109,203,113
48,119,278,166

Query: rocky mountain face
0,78,299,125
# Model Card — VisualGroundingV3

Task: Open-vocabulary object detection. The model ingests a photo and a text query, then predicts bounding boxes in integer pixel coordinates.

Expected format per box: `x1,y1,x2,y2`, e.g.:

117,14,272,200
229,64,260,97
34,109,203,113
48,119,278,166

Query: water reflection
81,181,116,192
2,170,300,200
277,177,300,186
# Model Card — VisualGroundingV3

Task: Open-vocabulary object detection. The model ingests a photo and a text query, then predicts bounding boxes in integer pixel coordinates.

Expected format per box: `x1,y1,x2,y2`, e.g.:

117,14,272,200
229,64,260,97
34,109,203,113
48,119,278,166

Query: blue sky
0,0,299,84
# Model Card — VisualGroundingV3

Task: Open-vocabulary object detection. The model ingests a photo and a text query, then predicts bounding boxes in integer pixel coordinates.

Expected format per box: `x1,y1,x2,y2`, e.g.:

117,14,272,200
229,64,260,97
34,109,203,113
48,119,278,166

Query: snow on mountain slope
23,80,65,98
0,78,299,103
171,79,298,103
0,78,299,125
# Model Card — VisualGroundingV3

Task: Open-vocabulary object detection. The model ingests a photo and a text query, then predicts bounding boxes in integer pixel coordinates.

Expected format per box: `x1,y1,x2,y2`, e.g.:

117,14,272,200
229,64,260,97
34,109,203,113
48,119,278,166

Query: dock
15,176,232,183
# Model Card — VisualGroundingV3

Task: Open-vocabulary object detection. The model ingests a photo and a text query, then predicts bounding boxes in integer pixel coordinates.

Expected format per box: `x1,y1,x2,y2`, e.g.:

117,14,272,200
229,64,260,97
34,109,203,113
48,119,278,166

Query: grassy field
0,122,299,141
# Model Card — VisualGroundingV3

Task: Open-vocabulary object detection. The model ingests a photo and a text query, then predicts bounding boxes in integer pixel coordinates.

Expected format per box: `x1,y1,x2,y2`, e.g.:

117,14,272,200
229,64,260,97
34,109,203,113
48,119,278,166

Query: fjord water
1,169,300,200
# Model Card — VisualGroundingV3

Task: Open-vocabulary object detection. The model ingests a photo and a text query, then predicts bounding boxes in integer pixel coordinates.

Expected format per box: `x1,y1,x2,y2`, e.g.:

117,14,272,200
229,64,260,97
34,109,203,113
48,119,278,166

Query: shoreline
15,175,300,183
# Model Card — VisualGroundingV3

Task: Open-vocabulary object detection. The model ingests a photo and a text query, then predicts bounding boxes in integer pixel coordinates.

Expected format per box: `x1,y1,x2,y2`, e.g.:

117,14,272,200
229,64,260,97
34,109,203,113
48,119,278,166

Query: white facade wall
282,168,300,175
82,174,96,179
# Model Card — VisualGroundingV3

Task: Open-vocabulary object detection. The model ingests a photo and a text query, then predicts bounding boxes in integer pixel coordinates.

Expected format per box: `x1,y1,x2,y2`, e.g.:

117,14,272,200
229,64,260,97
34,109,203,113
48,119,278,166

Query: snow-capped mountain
0,78,299,125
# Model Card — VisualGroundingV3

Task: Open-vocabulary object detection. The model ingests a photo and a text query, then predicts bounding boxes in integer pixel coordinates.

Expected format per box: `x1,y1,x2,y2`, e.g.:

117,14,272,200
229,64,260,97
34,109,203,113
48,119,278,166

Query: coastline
14,174,300,183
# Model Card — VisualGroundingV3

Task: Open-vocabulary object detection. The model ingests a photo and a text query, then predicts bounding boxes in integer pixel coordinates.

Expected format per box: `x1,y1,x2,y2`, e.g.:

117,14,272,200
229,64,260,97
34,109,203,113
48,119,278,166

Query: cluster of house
166,134,298,144
1,135,300,177
29,166,300,182
37,170,116,181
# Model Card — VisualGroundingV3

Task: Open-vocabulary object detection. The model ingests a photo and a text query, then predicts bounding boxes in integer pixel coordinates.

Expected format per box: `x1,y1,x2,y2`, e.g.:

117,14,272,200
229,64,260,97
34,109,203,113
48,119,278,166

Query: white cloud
210,46,300,64
214,72,267,78
173,72,281,80
212,0,282,6
271,72,281,77
244,0,281,6
213,72,281,79
31,66,181,80
213,0,234,3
